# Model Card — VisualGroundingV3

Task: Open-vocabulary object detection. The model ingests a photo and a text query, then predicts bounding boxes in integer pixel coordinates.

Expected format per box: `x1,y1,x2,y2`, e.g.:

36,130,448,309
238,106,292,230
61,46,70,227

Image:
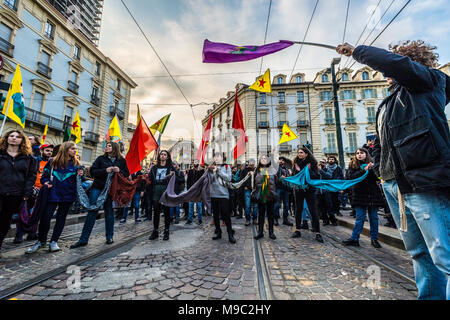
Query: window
260,112,267,122
82,148,93,163
0,23,13,54
40,51,50,66
325,108,334,123
64,106,73,123
278,92,285,104
277,77,283,84
279,111,286,122
219,112,222,123
299,133,308,145
95,61,101,76
45,20,55,39
227,106,230,117
296,76,302,83
367,106,376,122
327,133,336,149
322,74,329,83
31,92,44,111
362,88,377,99
88,117,95,132
70,71,78,83
320,91,332,101
298,110,306,121
342,90,355,100
362,71,370,80
92,86,98,97
341,73,349,81
260,93,266,105
297,91,305,103
346,107,355,123
117,79,121,90
73,44,81,60
212,117,215,127
4,0,18,11
382,88,389,97
348,132,358,150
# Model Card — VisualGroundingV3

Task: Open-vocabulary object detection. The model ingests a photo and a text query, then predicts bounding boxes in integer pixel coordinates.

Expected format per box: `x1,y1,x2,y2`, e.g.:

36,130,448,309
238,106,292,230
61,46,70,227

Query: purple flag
202,39,294,63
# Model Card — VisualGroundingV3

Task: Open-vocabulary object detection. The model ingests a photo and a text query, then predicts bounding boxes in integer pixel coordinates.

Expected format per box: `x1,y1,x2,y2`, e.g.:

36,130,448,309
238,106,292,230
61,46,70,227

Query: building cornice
0,8,24,28
38,39,59,54
31,78,54,92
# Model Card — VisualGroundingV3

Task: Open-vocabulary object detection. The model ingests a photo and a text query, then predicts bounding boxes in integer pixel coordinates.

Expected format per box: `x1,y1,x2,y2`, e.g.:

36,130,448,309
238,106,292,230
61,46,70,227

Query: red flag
126,117,159,175
196,114,213,166
232,90,248,160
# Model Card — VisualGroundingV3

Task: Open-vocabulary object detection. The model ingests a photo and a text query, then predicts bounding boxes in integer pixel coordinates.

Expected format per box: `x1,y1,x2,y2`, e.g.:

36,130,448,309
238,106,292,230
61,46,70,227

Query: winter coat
41,159,79,203
276,165,290,190
0,151,37,198
209,165,232,199
174,169,186,195
149,163,176,201
132,171,147,193
352,45,450,194
254,167,279,203
345,167,384,207
239,167,256,190
90,155,130,190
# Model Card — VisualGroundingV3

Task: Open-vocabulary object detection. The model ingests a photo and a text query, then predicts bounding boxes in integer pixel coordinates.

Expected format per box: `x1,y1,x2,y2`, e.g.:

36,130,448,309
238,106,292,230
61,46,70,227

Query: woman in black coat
0,130,37,254
71,142,129,248
343,148,384,248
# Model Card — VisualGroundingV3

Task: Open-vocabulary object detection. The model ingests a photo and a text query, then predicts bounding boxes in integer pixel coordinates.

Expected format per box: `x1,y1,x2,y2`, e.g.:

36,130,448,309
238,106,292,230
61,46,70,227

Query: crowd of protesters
0,40,448,300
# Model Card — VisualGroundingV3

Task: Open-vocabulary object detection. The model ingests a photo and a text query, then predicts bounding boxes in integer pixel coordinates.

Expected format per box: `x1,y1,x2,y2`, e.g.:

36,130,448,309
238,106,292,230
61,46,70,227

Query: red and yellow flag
41,124,48,145
279,123,298,145
249,69,271,93
71,111,81,144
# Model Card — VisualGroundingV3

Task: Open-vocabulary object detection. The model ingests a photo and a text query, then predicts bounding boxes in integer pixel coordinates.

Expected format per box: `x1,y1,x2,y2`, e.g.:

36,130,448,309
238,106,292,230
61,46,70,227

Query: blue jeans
244,189,258,221
79,188,115,243
122,192,141,221
383,180,450,300
188,202,203,222
302,200,311,221
350,206,378,241
274,189,289,220
170,205,180,220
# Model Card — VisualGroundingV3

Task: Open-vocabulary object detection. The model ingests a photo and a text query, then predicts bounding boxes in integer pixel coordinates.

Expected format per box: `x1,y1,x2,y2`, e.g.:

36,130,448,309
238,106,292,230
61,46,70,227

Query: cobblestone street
3,213,418,300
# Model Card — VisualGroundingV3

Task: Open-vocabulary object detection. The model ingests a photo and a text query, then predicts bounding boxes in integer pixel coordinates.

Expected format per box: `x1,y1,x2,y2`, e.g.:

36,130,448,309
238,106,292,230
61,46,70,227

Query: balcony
37,62,52,78
85,131,100,144
0,37,14,56
91,95,100,106
25,107,67,132
346,117,356,124
109,106,125,120
297,120,309,127
277,121,287,128
68,80,79,95
325,118,335,125
368,116,376,123
258,121,269,129
279,145,292,153
323,147,338,154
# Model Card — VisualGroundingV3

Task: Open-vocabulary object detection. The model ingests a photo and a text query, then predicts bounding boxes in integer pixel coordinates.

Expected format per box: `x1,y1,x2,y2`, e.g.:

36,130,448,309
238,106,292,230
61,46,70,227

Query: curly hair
389,40,439,68
0,130,32,156
349,148,372,170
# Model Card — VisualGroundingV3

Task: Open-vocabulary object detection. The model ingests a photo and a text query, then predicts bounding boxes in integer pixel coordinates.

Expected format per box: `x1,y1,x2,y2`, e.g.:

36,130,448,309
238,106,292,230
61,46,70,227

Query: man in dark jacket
186,160,205,224
337,41,450,300
325,156,344,221
274,157,293,226
240,159,258,226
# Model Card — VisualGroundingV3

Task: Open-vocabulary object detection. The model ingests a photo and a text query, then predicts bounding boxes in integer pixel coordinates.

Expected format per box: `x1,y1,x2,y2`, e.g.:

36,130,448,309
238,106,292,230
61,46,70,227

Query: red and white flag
196,114,213,166
232,90,248,160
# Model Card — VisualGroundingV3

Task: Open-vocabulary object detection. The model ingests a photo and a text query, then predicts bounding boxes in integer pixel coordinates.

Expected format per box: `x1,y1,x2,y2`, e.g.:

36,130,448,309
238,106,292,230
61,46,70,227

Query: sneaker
106,239,114,245
163,231,169,241
315,234,324,243
323,221,330,226
143,217,151,222
135,219,142,223
228,234,236,244
70,242,88,249
291,231,302,238
371,240,382,249
212,233,222,240
120,219,126,224
331,221,338,226
236,215,243,220
26,241,44,254
149,231,159,240
49,242,60,253
269,233,277,240
174,219,180,225
342,238,360,247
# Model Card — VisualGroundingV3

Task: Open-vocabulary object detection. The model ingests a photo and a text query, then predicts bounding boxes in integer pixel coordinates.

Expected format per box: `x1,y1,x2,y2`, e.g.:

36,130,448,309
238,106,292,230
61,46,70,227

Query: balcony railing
85,131,100,144
368,116,376,123
109,106,125,119
323,147,338,154
91,95,100,106
0,37,14,56
278,121,287,128
346,117,356,124
279,145,292,152
68,80,79,94
297,120,309,127
258,121,269,129
325,118,335,125
25,107,67,132
37,62,52,78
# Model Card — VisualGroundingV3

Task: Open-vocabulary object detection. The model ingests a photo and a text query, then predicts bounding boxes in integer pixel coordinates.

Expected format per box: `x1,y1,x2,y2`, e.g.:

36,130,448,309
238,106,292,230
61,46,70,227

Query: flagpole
0,100,12,137
291,41,337,51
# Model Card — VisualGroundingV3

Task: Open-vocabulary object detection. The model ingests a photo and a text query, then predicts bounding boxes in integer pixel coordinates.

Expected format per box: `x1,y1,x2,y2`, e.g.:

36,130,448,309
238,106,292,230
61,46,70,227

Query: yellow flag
136,104,141,127
279,123,298,145
150,114,171,135
2,64,26,128
107,115,122,142
71,111,81,144
41,124,48,145
249,69,271,93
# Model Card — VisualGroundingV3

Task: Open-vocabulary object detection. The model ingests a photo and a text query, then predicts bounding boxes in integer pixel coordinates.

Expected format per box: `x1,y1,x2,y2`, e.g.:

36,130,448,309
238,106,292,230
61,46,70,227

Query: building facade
0,0,137,165
168,138,196,170
203,61,450,166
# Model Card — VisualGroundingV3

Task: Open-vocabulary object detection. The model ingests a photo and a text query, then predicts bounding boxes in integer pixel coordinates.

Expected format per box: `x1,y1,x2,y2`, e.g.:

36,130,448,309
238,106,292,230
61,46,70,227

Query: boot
371,240,382,249
13,236,23,244
343,238,360,247
301,221,309,230
228,233,236,244
291,231,302,238
163,230,169,241
269,233,277,240
149,230,159,241
315,234,324,243
212,232,222,240
254,233,264,240
274,219,279,226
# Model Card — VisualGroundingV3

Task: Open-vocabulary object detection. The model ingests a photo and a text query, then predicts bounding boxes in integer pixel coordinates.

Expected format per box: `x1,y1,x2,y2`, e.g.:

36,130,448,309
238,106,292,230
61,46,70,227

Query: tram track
251,225,274,300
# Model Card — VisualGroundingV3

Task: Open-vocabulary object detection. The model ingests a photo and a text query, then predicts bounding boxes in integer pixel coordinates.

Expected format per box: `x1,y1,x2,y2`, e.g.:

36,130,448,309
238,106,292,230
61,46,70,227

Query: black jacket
345,167,384,207
326,164,344,180
353,45,450,194
132,171,147,193
174,169,185,195
187,168,205,189
0,151,37,198
148,163,176,189
90,155,130,190
239,167,256,190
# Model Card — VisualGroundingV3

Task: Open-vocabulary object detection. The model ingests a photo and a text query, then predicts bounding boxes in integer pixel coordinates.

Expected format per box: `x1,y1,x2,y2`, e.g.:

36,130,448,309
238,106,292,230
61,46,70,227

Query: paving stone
180,285,197,294
195,288,210,297
165,289,181,299
201,282,215,289
155,284,171,292
190,280,204,287
209,290,226,300
177,293,196,300
136,289,154,296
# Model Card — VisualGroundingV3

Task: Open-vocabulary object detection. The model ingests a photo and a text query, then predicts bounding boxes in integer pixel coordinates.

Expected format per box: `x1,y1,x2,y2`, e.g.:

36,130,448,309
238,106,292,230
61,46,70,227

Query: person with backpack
342,148,383,249
70,142,129,248
0,130,37,256
27,142,84,253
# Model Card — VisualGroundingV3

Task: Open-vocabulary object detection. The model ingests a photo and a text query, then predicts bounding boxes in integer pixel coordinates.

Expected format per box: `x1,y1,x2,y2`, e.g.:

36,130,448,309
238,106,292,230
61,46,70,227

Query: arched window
296,76,302,83
278,77,283,84
341,73,349,81
322,74,329,83
362,71,369,80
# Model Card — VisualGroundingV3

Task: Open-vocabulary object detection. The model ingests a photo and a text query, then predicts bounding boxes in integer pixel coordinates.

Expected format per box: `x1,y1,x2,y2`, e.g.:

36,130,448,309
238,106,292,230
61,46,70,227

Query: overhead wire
259,0,273,75
338,0,351,71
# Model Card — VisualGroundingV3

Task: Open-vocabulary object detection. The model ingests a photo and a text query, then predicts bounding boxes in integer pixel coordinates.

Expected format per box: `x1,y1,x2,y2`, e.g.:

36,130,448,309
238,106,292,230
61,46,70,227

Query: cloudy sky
98,0,450,147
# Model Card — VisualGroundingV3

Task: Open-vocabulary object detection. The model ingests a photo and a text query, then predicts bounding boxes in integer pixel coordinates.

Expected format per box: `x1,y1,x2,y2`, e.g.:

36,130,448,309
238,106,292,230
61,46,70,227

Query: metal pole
255,91,259,160
290,41,337,51
330,59,346,169
307,84,313,150
0,98,12,137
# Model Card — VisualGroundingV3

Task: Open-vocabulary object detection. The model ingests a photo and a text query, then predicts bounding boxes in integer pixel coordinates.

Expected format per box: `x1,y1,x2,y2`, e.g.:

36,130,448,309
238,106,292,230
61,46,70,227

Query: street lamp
330,57,346,169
